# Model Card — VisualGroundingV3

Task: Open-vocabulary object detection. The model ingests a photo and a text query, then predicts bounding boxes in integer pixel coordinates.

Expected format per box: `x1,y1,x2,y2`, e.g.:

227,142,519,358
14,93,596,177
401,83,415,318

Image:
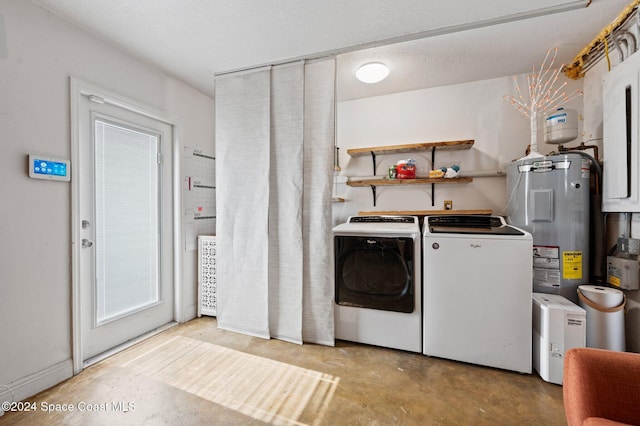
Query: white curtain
215,58,335,345
215,68,271,339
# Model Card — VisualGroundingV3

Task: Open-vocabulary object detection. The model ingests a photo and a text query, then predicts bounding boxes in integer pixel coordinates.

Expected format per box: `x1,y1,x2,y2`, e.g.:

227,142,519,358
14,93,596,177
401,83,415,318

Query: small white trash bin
577,285,626,351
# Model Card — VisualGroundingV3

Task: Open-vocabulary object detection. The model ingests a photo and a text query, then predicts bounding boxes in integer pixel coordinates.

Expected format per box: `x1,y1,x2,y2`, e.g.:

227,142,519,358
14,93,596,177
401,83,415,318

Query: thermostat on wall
28,154,70,182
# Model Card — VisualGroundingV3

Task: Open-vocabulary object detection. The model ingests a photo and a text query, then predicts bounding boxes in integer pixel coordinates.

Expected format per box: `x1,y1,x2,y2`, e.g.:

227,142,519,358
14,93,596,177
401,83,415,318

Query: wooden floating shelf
347,177,473,187
346,140,474,157
344,139,475,206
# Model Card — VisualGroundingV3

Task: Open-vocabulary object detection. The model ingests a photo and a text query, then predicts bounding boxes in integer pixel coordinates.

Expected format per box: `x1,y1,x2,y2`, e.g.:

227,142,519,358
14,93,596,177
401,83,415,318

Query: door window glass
94,118,160,324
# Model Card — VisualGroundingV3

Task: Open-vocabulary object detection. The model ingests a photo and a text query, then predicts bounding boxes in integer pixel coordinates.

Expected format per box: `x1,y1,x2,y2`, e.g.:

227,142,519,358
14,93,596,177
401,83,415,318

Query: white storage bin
532,293,586,385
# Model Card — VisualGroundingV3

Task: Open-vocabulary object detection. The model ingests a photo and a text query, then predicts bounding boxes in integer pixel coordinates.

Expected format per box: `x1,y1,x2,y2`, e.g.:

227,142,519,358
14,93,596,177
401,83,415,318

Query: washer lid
427,215,525,236
333,215,420,234
349,215,416,224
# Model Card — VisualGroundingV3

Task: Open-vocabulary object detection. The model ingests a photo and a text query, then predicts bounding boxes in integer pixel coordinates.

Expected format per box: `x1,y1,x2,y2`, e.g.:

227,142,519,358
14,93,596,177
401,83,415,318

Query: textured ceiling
32,0,632,100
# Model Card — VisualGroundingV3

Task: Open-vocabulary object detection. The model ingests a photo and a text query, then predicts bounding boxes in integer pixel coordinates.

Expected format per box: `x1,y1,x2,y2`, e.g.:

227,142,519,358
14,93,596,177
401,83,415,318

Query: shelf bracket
370,151,377,175
431,183,435,206
370,185,377,207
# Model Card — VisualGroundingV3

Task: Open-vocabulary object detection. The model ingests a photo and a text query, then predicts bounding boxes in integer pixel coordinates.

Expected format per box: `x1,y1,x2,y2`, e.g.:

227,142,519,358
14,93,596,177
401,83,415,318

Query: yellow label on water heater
562,251,583,280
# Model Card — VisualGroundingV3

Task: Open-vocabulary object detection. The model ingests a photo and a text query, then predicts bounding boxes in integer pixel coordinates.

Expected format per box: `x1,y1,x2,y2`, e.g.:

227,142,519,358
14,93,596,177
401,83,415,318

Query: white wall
0,0,214,401
334,74,584,224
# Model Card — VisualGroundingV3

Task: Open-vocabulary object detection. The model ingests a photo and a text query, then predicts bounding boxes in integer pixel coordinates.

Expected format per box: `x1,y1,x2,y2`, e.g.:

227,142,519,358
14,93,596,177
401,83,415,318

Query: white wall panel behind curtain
215,68,271,339
215,58,335,346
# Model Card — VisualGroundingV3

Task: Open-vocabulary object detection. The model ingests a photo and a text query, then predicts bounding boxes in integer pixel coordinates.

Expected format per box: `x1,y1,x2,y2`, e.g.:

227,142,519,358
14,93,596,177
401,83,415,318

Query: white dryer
333,216,421,352
423,215,533,373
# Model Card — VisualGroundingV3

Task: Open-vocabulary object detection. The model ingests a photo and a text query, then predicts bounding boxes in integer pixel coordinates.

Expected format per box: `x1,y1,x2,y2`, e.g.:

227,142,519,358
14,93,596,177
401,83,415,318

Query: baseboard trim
182,304,197,323
0,359,73,408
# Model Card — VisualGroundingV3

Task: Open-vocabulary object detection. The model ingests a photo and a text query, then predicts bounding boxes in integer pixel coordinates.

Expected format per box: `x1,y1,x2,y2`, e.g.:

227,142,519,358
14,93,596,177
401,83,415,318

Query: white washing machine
334,216,421,352
423,215,533,373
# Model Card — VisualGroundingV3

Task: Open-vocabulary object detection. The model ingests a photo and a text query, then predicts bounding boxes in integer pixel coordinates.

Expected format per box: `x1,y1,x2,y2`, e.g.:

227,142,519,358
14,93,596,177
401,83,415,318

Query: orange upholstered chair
563,347,640,426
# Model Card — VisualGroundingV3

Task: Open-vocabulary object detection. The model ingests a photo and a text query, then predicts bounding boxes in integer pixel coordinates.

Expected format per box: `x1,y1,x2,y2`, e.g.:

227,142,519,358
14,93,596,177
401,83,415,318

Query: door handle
82,239,94,248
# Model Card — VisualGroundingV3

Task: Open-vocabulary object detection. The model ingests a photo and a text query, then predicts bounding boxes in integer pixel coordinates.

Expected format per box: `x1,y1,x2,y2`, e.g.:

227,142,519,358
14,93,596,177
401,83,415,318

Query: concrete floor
0,317,566,425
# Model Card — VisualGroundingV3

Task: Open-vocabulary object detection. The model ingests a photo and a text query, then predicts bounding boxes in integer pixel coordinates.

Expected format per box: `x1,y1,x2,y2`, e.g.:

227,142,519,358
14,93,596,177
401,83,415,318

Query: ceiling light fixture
355,62,389,84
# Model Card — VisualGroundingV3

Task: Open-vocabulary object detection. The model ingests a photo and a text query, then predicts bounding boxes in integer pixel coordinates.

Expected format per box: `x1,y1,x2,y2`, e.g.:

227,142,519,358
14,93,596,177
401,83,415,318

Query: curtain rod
214,55,333,78
214,0,590,78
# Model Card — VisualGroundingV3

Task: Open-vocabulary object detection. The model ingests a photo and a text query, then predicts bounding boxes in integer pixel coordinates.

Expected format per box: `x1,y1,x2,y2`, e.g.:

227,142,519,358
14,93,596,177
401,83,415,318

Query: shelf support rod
431,147,437,206
370,151,377,175
370,185,377,207
431,183,435,206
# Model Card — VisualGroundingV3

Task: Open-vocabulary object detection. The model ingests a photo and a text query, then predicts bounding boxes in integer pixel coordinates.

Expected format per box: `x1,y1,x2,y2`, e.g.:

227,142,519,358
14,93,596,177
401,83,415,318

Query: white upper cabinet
603,50,640,212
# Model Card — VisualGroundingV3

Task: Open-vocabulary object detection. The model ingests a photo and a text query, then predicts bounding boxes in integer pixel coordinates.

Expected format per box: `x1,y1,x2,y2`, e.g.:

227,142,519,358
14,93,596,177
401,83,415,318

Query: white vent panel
198,236,217,316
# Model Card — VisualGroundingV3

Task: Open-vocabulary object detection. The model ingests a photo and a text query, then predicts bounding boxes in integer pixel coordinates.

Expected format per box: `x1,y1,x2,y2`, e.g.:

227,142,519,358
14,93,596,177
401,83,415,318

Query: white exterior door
75,89,174,364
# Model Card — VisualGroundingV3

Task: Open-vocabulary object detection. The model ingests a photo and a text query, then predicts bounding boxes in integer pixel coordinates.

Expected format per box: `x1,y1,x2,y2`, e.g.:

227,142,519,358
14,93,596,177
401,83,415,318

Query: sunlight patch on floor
121,336,340,425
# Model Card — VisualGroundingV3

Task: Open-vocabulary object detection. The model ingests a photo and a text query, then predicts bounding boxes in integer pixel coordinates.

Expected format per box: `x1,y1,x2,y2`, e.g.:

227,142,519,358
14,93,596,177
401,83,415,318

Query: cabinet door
603,51,640,211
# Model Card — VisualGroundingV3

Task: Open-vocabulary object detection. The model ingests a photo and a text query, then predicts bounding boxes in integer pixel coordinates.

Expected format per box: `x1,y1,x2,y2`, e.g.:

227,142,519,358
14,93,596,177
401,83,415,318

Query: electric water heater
506,153,590,303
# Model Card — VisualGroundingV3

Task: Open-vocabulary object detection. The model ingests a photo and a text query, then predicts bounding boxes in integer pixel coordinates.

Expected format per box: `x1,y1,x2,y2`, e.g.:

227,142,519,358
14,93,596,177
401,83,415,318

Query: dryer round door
335,235,414,313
